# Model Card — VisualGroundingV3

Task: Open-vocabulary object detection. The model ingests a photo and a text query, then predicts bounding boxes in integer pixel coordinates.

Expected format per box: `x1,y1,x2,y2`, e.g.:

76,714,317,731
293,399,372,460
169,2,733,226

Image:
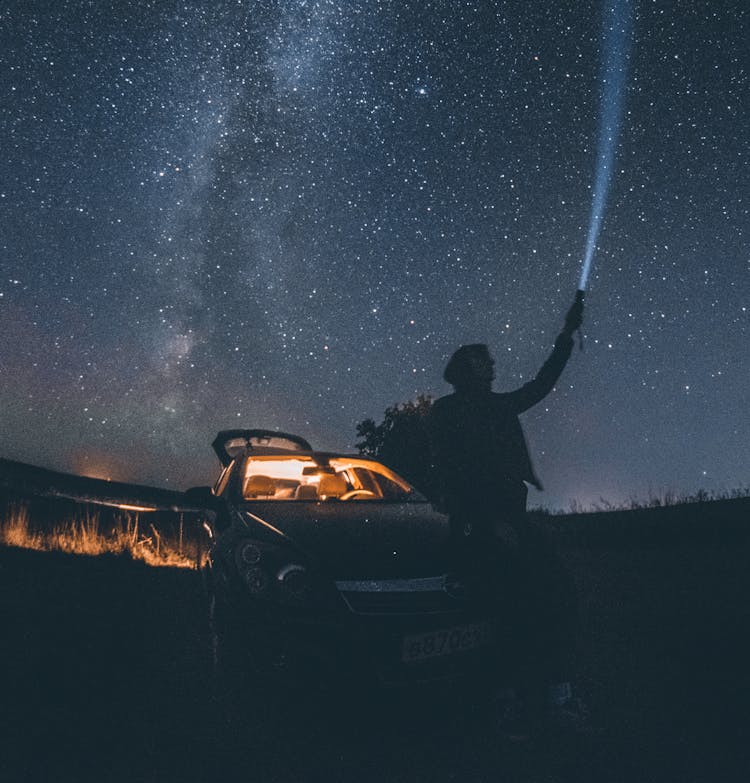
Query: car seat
318,473,348,499
244,474,276,498
294,484,319,500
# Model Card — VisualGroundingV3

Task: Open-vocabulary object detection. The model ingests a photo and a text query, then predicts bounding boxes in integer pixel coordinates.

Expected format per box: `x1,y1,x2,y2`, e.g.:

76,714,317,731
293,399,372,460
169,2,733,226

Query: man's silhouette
427,293,588,737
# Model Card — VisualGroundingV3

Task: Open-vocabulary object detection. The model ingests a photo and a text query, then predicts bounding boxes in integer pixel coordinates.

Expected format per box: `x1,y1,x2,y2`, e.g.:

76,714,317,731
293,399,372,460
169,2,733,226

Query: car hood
241,501,451,580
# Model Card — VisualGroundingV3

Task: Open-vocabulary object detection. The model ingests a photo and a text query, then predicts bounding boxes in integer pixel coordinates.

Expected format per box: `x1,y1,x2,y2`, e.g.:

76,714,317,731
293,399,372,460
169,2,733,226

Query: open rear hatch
211,429,313,466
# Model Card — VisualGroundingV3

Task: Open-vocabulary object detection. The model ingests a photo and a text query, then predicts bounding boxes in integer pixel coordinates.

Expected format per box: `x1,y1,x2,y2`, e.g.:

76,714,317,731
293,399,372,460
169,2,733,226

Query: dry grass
0,503,202,569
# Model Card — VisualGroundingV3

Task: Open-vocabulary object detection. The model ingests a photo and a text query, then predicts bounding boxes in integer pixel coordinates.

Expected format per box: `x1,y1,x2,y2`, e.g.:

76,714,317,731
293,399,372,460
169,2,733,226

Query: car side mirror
184,486,233,533
184,486,220,511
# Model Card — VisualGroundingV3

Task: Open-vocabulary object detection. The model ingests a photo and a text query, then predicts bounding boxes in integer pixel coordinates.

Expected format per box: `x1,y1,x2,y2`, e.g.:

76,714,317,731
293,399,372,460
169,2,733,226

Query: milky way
1,1,747,509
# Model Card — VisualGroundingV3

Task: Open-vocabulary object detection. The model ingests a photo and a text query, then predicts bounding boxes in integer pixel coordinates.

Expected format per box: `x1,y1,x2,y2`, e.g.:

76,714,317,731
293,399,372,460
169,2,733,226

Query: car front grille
335,575,464,615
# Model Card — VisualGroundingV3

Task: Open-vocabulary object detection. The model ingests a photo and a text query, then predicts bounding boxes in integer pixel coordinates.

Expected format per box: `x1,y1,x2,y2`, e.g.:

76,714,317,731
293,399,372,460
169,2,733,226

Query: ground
2,509,749,782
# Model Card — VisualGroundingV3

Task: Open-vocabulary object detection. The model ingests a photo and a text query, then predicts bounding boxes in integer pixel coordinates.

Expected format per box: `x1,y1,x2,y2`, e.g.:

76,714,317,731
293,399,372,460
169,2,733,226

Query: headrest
295,484,319,500
318,473,348,498
244,474,276,498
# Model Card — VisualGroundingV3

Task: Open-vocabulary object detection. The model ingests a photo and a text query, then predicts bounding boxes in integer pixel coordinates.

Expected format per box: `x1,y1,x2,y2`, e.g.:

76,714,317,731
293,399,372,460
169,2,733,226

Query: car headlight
233,539,314,605
276,563,311,605
238,541,262,565
243,566,269,595
234,541,271,596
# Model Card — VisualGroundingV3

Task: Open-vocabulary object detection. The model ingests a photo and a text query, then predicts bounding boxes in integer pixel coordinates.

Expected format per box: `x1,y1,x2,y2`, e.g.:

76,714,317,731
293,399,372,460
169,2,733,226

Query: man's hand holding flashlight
563,290,585,336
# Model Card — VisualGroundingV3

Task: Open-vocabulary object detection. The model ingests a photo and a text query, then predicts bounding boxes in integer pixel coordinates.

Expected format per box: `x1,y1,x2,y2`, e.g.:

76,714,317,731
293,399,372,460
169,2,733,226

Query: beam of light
579,0,635,291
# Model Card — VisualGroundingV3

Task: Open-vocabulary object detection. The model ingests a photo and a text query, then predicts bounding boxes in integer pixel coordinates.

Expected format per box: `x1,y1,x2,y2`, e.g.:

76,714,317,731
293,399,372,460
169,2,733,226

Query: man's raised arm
506,293,584,413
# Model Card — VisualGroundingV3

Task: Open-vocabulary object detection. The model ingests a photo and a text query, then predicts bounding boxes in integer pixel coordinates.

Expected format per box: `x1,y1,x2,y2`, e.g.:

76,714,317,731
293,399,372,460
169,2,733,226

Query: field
2,495,750,782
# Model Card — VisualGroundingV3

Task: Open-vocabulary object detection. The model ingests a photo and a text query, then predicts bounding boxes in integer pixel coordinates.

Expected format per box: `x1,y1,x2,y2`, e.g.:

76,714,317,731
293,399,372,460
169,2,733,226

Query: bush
355,394,436,499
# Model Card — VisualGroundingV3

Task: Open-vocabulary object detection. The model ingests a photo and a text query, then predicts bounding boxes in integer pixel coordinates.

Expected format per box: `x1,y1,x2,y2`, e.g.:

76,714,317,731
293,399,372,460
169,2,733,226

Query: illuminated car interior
241,455,418,502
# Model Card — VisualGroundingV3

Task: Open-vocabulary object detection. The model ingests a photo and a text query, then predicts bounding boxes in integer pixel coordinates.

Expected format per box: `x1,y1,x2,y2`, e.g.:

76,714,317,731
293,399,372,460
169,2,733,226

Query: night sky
1,1,747,510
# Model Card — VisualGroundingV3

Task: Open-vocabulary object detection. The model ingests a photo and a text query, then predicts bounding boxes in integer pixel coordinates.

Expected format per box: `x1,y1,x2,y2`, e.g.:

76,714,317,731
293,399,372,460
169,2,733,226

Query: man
427,292,588,737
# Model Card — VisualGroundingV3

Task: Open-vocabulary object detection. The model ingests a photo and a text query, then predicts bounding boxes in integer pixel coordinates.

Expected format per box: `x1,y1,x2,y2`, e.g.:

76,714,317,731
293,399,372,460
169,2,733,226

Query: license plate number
402,621,493,663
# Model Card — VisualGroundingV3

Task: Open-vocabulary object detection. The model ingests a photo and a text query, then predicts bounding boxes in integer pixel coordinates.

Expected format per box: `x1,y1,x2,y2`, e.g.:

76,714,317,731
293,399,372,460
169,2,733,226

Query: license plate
401,621,493,663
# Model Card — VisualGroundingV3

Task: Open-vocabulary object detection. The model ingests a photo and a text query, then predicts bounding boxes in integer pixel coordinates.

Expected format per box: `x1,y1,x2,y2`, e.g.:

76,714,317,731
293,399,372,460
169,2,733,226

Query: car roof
245,449,367,461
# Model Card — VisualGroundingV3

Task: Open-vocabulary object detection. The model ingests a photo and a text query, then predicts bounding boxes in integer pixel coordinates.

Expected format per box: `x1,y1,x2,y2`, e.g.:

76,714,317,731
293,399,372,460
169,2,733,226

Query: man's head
444,343,495,391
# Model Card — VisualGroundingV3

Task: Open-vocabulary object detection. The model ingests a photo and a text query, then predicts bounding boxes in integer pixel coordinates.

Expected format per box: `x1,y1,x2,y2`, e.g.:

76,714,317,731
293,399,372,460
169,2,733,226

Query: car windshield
241,455,423,502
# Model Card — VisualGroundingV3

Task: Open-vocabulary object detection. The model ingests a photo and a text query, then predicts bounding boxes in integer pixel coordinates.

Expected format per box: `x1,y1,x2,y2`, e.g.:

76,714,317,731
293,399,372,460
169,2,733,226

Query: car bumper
219,574,512,687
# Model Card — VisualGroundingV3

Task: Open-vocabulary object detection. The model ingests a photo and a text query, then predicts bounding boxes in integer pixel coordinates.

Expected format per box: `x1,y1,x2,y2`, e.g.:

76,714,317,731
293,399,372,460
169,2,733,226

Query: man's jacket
428,332,574,506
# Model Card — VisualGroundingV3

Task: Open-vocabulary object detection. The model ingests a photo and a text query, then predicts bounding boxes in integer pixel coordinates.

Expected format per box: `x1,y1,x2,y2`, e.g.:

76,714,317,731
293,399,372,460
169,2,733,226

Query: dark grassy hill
0,549,210,782
2,455,749,780
3,496,750,782
538,495,750,548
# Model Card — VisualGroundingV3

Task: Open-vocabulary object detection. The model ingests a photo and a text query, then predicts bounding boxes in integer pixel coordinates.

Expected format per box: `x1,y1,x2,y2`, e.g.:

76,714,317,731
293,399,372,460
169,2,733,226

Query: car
194,429,507,695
